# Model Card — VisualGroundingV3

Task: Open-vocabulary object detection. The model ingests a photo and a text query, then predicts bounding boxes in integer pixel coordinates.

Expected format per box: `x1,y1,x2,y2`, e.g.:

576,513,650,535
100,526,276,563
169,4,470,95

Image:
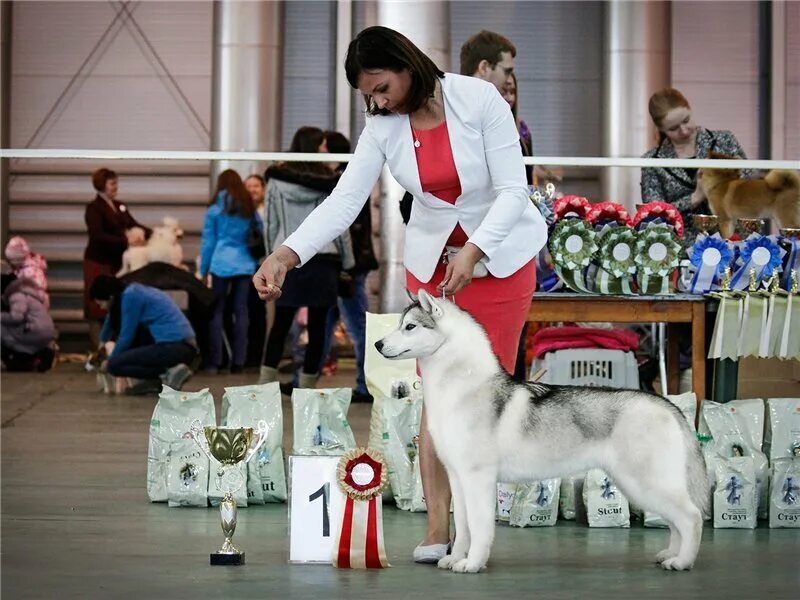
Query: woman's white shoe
412,543,449,564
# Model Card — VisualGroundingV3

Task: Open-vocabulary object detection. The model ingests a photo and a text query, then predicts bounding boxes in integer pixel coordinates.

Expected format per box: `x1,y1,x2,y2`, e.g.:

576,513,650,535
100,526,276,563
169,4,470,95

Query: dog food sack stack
701,399,769,519
496,483,518,522
147,386,216,502
764,398,800,462
380,381,423,511
769,458,800,528
559,474,585,521
222,383,287,504
713,457,757,528
166,437,209,507
645,393,700,527
583,469,630,527
509,480,560,527
292,388,356,455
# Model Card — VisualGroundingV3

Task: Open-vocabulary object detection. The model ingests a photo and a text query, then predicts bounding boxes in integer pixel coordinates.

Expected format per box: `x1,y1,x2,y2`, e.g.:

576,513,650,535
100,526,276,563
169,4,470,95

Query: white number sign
288,455,346,563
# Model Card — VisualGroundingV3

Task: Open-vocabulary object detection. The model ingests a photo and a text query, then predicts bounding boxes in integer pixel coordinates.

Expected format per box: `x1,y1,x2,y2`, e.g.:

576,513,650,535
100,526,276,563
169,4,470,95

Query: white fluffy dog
376,290,709,574
117,217,184,275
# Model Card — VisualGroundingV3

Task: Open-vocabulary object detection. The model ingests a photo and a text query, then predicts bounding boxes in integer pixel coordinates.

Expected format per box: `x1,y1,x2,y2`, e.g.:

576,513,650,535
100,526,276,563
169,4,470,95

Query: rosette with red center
332,448,390,569
586,202,632,229
632,201,684,237
553,195,591,222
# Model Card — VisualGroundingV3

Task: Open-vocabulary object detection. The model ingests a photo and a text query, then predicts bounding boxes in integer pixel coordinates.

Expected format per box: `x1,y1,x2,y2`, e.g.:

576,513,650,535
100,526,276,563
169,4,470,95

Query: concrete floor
2,363,798,600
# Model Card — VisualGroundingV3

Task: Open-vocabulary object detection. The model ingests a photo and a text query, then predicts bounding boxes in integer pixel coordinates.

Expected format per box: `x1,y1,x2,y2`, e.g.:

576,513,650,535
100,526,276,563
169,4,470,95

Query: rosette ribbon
332,448,390,569
553,195,590,222
779,236,800,291
596,227,636,294
729,236,784,291
688,234,733,294
587,202,632,234
634,225,681,295
632,201,684,238
549,219,598,293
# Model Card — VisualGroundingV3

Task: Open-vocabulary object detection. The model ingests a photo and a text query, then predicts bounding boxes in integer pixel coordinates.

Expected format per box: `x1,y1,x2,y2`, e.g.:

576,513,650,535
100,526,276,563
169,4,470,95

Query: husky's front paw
451,558,485,574
655,549,678,564
660,557,694,571
437,555,462,570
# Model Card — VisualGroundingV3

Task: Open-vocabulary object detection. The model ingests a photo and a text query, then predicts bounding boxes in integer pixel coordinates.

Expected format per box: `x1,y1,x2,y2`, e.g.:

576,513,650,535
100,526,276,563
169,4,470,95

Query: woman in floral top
640,87,749,242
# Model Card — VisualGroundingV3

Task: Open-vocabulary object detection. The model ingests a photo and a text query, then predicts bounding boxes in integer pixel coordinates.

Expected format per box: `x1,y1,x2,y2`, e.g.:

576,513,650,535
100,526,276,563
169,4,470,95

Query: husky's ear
417,289,444,319
405,288,418,303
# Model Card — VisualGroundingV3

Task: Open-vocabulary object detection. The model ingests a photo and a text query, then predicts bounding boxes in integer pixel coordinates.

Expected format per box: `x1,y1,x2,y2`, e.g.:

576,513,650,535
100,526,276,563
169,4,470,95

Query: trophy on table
692,214,719,236
190,419,268,565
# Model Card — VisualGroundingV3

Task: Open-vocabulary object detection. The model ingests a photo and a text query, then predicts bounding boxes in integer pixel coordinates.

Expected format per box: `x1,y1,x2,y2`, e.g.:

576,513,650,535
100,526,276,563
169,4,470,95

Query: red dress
405,121,536,373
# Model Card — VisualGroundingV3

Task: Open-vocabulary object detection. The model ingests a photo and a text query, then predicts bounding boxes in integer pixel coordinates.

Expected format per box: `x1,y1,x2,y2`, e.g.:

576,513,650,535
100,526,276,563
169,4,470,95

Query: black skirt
276,256,340,308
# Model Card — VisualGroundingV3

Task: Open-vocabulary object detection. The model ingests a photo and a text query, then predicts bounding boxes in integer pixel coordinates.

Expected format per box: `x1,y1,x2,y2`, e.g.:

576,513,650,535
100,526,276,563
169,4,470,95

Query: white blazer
283,73,548,282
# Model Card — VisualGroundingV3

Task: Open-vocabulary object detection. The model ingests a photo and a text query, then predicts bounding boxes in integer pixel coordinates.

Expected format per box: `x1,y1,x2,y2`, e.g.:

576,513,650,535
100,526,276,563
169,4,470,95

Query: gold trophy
190,419,268,565
692,214,719,236
738,218,765,236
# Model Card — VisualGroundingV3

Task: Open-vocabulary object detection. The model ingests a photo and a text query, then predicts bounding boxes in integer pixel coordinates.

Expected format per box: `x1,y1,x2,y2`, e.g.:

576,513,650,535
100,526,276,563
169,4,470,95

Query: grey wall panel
671,1,760,157
281,0,336,149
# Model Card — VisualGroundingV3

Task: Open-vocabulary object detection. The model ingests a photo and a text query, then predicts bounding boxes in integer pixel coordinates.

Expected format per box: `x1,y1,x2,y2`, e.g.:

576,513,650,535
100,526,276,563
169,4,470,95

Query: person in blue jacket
91,275,197,394
199,169,261,374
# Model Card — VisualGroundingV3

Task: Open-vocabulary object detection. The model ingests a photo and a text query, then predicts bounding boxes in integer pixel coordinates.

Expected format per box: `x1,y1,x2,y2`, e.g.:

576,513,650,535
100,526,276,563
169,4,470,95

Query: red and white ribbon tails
332,448,390,569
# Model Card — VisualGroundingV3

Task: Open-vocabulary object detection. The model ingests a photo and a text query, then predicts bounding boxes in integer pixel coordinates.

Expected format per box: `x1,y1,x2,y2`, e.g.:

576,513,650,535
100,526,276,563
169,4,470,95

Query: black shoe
34,347,56,372
230,365,244,375
279,381,294,396
351,389,374,403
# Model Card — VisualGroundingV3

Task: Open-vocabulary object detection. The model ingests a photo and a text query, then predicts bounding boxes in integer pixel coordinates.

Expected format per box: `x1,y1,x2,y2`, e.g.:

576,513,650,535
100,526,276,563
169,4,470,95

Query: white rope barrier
1,148,798,170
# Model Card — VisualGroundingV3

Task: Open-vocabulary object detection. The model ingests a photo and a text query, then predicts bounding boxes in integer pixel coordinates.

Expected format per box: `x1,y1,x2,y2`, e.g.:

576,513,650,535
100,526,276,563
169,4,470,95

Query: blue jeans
321,273,369,394
108,341,197,379
209,275,250,368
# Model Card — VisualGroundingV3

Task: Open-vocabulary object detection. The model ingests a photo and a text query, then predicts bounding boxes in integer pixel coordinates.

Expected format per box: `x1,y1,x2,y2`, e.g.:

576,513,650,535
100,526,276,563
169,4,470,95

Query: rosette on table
729,236,784,291
332,448,390,569
634,225,682,295
778,232,800,291
595,227,637,295
553,195,590,222
687,234,734,294
632,201,684,238
587,202,632,235
549,219,598,293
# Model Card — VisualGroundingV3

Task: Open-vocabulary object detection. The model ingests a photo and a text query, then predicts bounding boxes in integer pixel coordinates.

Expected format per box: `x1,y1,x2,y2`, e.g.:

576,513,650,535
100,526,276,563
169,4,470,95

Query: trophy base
210,552,245,566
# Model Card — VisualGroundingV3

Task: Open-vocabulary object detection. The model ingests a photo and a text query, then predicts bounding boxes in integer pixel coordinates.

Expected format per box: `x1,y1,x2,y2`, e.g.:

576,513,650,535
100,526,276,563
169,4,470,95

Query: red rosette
586,201,631,227
553,195,591,221
633,201,684,237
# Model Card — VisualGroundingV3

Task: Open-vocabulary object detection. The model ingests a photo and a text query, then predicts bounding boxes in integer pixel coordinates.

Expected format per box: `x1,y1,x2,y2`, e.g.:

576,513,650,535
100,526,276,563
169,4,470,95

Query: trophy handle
243,419,269,465
189,418,214,462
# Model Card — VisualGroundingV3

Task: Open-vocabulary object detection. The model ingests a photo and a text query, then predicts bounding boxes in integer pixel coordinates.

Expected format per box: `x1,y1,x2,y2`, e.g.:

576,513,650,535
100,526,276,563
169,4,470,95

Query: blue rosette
549,219,598,293
687,234,733,294
729,235,784,291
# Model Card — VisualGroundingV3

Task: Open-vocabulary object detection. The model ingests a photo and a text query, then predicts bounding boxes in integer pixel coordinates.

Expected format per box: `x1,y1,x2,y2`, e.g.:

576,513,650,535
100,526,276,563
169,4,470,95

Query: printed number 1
308,482,330,537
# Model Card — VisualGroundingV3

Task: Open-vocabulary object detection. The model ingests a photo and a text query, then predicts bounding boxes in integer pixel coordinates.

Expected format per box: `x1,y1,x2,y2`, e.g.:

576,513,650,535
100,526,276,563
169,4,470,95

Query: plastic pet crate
531,348,640,389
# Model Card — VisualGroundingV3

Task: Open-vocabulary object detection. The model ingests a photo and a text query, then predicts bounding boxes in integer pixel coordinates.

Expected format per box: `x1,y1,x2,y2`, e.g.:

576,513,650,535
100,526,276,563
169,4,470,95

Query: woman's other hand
438,243,484,296
690,173,706,208
126,227,146,246
253,246,300,300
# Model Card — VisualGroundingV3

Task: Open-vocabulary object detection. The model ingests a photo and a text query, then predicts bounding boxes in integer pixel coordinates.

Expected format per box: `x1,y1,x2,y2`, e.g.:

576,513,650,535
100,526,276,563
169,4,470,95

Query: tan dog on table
699,152,800,239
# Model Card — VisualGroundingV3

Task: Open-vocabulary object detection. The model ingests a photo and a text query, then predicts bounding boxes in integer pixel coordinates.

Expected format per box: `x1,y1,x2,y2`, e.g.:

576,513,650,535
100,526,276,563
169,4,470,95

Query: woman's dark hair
92,168,117,193
345,26,444,116
210,169,255,217
287,126,331,176
90,275,127,336
323,130,351,172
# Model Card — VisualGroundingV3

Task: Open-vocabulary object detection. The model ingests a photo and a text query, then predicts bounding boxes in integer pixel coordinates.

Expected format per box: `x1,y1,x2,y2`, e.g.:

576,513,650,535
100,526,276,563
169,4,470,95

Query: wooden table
528,293,706,399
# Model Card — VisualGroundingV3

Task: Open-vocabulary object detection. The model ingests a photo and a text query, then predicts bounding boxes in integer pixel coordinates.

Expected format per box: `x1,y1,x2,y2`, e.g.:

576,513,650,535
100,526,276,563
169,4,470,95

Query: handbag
445,246,488,278
247,218,266,260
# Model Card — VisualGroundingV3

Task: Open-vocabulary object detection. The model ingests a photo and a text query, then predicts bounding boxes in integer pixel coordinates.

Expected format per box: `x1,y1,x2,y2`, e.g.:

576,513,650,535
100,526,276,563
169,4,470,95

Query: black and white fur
375,290,709,574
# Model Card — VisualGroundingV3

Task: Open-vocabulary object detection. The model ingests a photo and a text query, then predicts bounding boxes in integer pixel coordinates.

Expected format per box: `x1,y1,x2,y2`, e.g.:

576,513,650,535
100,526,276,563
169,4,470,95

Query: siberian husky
375,290,709,574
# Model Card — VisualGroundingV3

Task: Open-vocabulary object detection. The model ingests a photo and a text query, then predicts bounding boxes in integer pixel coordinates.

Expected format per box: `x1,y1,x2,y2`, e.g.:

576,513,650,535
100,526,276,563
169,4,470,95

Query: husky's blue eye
405,323,416,331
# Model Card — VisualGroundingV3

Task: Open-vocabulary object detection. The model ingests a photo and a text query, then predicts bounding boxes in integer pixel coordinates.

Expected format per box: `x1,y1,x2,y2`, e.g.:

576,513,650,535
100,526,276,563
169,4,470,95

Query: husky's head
375,289,450,360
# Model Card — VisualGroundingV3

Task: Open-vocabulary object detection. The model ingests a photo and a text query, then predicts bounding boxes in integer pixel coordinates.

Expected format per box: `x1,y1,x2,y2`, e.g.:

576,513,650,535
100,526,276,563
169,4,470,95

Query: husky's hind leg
438,470,469,570
655,524,682,563
451,468,496,574
656,500,702,571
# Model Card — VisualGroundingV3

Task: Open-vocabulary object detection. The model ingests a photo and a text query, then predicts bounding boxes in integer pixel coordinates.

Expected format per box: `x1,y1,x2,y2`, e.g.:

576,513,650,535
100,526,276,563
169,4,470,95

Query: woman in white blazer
254,26,548,563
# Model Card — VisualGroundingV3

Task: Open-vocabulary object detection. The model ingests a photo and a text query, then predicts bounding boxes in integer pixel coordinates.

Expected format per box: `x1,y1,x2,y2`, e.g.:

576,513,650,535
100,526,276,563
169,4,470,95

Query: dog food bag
509,480,560,527
166,437,209,507
583,469,630,528
292,388,356,455
147,386,216,502
208,462,248,508
769,458,800,528
221,382,287,503
381,387,422,511
559,473,585,521
665,392,698,430
764,398,800,462
700,399,769,519
497,483,518,522
713,456,757,528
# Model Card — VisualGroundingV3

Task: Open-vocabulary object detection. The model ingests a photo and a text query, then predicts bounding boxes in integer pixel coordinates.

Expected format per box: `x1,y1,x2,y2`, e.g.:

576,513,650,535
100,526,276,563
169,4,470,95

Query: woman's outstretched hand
438,243,484,296
253,246,301,301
